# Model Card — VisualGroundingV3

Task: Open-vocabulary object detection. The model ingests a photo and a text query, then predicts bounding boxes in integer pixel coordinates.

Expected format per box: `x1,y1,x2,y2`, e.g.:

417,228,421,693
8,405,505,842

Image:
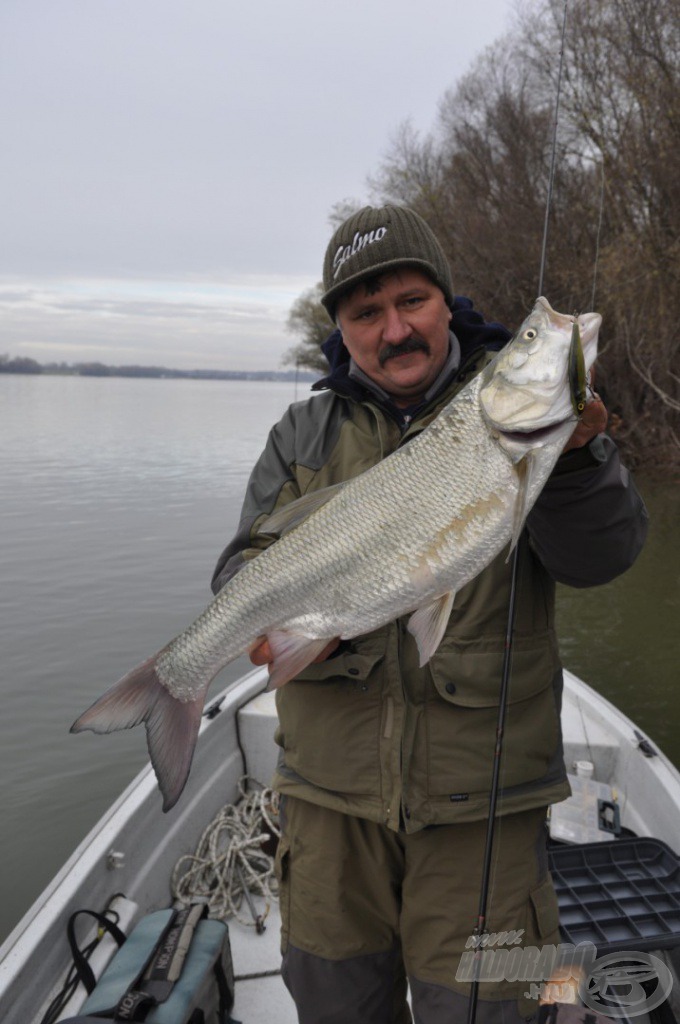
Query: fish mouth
497,419,573,445
537,298,601,350
480,301,602,436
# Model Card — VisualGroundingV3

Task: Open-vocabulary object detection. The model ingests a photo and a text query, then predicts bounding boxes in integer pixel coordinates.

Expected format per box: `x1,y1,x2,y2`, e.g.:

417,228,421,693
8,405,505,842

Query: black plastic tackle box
548,837,680,954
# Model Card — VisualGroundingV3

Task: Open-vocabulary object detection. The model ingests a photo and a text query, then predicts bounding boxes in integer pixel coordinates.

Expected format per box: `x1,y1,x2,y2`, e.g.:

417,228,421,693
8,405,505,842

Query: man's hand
249,636,341,667
562,395,608,453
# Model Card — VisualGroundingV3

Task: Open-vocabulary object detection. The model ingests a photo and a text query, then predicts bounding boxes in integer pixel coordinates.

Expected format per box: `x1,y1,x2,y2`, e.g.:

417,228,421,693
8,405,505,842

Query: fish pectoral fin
71,652,205,813
266,631,336,689
407,591,455,667
257,482,347,538
508,453,536,556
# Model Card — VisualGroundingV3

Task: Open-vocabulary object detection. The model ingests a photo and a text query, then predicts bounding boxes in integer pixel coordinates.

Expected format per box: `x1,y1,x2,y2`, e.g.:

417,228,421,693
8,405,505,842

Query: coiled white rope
171,777,280,929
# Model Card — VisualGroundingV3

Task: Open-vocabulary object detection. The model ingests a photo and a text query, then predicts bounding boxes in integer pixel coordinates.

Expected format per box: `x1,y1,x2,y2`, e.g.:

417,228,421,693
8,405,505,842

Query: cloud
0,0,514,364
0,274,318,370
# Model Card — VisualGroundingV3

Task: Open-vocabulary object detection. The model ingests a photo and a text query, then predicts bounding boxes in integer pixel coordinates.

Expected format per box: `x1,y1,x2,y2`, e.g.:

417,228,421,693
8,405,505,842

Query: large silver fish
72,297,601,810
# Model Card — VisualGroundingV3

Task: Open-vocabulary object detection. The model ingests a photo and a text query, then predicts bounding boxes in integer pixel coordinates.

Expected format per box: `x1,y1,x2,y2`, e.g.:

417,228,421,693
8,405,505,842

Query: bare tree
368,0,680,469
282,283,333,374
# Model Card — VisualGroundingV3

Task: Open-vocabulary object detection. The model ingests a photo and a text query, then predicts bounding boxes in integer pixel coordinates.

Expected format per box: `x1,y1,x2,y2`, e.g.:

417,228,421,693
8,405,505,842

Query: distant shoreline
0,355,317,383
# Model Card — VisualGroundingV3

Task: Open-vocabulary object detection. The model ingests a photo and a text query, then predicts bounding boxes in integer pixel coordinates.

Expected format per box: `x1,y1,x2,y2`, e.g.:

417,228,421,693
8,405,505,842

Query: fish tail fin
71,653,204,812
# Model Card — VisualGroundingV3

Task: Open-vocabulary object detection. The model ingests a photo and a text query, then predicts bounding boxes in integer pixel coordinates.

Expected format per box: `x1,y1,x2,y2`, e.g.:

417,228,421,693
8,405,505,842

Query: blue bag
62,905,237,1024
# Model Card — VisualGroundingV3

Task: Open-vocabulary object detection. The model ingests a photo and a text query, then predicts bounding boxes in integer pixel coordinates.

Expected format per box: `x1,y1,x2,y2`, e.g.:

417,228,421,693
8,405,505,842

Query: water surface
1,375,296,940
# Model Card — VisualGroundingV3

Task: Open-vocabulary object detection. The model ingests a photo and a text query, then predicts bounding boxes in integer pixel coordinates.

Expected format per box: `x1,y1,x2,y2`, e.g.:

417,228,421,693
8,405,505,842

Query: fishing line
591,161,606,310
467,4,570,1022
538,0,570,297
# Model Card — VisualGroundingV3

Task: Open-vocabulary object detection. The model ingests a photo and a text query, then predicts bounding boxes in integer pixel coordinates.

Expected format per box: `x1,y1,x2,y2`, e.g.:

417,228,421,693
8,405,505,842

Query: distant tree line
0,354,313,383
0,355,44,374
285,0,680,470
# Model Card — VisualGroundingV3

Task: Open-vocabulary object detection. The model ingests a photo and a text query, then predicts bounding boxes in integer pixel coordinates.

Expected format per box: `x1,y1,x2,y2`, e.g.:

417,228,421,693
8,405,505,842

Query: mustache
379,337,430,367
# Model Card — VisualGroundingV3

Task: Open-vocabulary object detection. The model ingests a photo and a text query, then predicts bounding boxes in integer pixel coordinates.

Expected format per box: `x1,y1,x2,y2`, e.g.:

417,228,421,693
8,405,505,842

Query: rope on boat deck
171,777,280,929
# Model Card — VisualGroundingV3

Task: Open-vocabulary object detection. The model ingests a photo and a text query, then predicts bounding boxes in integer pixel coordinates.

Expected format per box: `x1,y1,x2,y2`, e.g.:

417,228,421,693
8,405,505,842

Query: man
212,205,647,1024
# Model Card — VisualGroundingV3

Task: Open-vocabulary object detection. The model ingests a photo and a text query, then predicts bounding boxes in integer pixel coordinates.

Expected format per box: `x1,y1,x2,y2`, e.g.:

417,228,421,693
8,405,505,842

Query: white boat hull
1,667,679,1023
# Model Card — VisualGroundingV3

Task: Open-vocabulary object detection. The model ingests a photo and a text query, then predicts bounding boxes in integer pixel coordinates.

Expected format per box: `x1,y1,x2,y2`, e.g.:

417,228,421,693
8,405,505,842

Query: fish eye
522,328,537,341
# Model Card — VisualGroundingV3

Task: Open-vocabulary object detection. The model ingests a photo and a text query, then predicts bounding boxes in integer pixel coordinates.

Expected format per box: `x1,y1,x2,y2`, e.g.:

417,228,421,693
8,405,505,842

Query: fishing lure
568,320,587,416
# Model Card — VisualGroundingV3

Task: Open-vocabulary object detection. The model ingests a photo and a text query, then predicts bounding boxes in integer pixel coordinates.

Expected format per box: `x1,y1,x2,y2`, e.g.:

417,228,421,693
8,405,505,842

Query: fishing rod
465,536,522,1024
466,3,570,1022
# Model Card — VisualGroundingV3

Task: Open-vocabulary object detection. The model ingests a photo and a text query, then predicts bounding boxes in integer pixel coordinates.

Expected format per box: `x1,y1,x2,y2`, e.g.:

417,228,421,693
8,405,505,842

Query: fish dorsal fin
508,453,536,555
407,591,455,667
265,631,335,689
257,482,346,538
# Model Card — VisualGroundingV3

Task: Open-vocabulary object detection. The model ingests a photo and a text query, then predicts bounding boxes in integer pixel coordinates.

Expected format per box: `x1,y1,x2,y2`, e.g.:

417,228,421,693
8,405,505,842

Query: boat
1,665,679,1023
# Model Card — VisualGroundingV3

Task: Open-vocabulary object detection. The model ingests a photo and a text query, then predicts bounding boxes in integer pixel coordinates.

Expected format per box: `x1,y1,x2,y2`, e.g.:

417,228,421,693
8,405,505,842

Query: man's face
335,269,452,408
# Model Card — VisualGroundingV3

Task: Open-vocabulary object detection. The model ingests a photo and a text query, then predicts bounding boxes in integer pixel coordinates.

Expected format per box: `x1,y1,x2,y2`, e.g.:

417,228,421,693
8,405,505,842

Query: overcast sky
0,0,517,371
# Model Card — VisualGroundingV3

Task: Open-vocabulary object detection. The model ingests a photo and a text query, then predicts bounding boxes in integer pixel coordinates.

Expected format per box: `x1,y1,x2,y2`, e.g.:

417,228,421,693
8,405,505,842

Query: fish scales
72,297,602,810
159,379,519,692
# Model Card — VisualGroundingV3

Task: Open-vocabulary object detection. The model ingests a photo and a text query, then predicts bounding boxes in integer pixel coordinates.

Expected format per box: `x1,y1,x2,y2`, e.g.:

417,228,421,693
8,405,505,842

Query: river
0,373,677,944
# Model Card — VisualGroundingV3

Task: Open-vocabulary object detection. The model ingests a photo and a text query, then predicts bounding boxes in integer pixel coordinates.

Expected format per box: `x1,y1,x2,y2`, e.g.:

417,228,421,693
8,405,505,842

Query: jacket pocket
425,635,562,797
515,875,562,1019
428,633,560,707
293,647,384,684
528,874,560,943
276,643,385,794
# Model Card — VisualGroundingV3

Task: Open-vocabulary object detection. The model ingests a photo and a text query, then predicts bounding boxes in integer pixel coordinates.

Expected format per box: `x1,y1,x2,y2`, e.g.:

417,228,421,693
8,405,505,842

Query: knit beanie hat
321,205,454,318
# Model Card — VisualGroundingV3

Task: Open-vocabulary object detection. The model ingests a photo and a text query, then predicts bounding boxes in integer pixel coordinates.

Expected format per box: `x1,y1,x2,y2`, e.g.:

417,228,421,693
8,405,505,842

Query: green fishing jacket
212,336,647,833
